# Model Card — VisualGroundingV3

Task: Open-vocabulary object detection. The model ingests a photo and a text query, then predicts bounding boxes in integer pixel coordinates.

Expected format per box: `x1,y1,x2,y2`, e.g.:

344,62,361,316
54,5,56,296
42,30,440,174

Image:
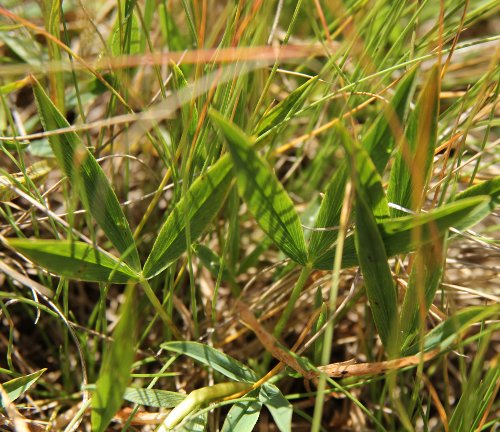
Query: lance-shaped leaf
123,387,185,408
92,285,137,432
161,341,258,383
308,71,415,260
387,65,440,216
32,77,141,271
259,384,293,432
143,155,233,278
0,369,46,408
338,124,397,351
312,195,491,270
210,109,308,266
255,76,318,136
5,238,139,283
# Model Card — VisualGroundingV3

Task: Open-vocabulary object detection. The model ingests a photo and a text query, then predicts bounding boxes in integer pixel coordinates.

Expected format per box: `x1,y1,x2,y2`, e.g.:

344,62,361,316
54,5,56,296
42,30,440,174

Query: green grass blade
171,61,199,137
307,71,416,260
143,155,233,278
387,65,440,215
32,77,141,271
161,341,258,383
402,304,500,356
5,238,139,284
338,124,396,352
313,196,492,270
210,109,308,266
221,398,262,432
400,237,447,348
259,384,292,432
453,175,500,205
254,76,318,136
91,285,137,432
0,369,46,408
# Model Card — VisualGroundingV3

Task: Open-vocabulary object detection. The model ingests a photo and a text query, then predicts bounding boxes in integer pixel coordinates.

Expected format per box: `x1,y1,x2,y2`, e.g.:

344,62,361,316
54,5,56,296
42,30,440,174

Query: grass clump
0,1,498,431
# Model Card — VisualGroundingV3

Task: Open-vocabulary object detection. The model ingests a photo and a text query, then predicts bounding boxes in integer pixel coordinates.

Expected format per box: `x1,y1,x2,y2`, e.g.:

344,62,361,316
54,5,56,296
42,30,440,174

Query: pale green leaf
221,398,262,432
123,387,185,408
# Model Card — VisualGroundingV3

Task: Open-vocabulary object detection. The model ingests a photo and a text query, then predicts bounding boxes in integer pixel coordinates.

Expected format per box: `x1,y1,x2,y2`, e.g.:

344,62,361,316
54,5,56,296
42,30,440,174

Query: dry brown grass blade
236,301,317,380
318,349,440,378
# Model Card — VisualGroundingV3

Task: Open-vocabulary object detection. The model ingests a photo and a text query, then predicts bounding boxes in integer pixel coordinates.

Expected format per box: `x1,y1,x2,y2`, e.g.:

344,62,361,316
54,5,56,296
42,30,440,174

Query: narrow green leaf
400,236,447,348
362,68,417,174
339,124,390,220
387,65,440,215
221,398,262,432
143,155,233,278
0,160,55,201
123,387,185,408
5,239,139,283
255,76,318,136
453,175,500,206
354,187,398,352
313,196,491,270
92,285,137,432
161,341,258,383
259,384,293,432
308,70,416,260
32,77,141,271
403,304,500,356
171,61,199,136
210,109,308,265
0,369,46,408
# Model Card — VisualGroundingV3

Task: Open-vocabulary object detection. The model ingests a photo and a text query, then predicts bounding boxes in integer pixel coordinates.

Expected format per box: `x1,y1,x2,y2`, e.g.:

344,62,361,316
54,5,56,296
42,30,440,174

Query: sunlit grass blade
143,155,233,278
312,195,492,270
254,76,319,136
453,175,500,204
91,284,137,432
5,238,139,283
161,341,258,383
0,369,46,408
210,109,308,266
387,65,440,215
171,61,199,137
32,77,141,271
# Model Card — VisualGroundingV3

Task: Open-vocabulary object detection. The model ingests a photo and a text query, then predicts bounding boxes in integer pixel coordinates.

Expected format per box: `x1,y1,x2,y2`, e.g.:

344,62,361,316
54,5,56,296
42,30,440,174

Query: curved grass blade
0,369,46,408
161,341,258,383
453,175,500,205
32,77,141,271
143,155,233,278
92,285,137,432
210,109,308,266
387,65,440,216
313,195,492,270
5,238,139,283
